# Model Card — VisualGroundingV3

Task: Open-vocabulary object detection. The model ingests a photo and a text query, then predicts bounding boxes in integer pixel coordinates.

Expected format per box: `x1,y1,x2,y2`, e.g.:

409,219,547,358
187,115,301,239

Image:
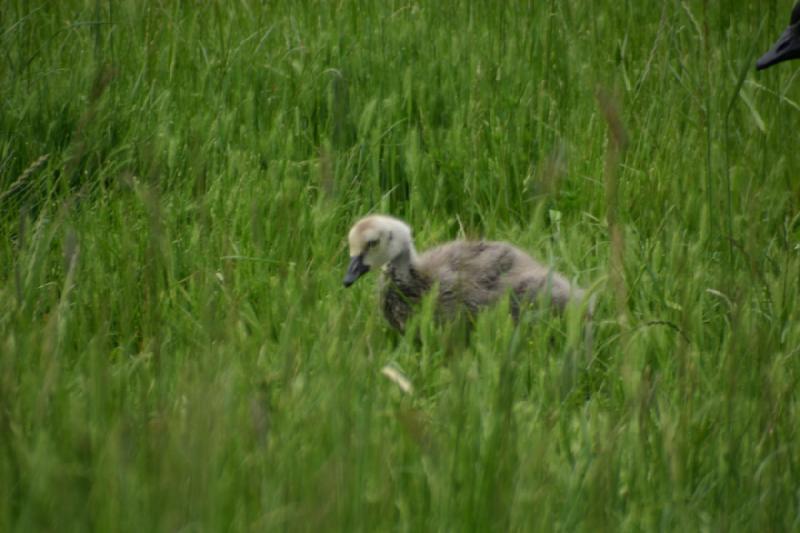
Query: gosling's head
343,215,413,287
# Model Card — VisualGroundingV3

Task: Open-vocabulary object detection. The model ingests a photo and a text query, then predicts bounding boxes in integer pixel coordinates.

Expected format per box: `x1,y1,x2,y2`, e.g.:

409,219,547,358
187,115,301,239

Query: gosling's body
380,239,579,331
344,215,584,332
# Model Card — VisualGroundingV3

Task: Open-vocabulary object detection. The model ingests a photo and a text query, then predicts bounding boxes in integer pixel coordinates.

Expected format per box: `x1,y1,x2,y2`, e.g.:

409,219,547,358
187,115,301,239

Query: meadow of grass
2,0,799,531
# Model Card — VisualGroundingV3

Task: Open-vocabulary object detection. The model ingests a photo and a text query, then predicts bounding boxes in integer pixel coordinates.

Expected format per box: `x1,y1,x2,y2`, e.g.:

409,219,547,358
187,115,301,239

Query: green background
1,1,799,531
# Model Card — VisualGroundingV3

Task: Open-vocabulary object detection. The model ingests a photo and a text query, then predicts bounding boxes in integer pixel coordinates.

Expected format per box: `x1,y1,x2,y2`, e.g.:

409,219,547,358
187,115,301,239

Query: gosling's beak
757,25,800,70
343,255,370,287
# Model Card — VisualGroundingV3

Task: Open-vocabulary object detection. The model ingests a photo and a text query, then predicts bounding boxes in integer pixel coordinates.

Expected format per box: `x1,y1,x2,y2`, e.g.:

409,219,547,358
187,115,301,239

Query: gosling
756,2,800,70
343,214,587,332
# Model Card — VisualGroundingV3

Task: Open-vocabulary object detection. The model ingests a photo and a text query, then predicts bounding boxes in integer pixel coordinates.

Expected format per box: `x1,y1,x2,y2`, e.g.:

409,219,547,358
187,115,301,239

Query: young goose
757,2,800,70
343,214,586,332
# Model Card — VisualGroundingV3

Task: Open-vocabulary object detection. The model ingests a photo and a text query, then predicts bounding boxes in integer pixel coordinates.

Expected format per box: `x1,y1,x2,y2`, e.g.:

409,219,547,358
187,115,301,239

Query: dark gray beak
757,25,800,70
343,255,370,287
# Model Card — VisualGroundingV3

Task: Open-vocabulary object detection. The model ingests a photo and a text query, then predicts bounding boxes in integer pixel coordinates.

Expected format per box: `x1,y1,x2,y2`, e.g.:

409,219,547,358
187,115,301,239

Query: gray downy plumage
344,215,588,332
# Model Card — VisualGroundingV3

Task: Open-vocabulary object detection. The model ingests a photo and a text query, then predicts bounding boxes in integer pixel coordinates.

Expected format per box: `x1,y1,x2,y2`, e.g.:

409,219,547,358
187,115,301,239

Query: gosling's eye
366,239,379,249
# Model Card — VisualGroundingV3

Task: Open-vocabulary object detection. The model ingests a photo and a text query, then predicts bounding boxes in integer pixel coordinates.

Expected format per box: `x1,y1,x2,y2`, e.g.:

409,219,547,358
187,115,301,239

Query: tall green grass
2,1,799,531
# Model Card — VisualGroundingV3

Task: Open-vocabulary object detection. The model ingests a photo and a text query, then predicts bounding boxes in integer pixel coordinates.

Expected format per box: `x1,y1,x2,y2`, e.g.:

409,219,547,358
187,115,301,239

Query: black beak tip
343,255,370,288
756,53,778,70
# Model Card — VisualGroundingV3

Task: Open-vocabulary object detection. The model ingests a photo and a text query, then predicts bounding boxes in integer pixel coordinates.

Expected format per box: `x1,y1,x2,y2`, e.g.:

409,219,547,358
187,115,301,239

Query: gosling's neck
386,243,420,285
